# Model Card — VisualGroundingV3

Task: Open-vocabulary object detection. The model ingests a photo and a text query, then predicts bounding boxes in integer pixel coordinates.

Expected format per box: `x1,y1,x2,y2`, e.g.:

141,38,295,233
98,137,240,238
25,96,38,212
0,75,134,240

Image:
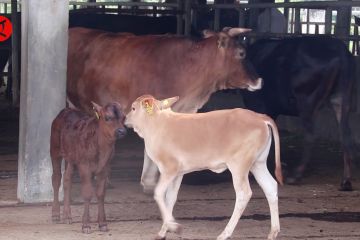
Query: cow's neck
174,37,227,113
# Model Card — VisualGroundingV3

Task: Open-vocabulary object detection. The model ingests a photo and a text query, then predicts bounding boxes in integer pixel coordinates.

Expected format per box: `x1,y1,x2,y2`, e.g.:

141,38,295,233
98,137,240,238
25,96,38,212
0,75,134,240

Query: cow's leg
330,94,354,191
95,167,109,232
51,156,62,223
78,164,93,234
141,149,159,194
165,175,183,214
217,169,252,240
154,173,179,240
63,161,74,224
251,162,280,240
287,113,315,184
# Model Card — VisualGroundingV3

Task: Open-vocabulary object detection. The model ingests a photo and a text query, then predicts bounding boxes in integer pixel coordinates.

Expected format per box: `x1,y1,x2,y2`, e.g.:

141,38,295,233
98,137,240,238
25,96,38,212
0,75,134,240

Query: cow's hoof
340,179,353,191
168,222,182,234
82,225,91,234
63,217,72,224
99,224,108,232
52,215,60,223
285,176,301,185
285,171,303,185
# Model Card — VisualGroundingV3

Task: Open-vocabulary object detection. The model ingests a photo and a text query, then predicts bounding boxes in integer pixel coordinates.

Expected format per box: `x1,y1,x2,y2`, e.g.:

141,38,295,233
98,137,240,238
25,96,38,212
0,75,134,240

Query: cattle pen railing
67,1,360,50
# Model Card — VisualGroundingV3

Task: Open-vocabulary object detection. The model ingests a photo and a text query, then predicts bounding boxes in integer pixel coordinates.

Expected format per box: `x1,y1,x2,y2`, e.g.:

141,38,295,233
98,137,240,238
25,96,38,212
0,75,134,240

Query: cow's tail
265,118,283,185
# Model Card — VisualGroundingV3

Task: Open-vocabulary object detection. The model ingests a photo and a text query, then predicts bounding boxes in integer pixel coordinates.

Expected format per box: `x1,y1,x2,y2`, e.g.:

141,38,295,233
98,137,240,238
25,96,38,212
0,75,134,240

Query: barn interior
0,0,360,239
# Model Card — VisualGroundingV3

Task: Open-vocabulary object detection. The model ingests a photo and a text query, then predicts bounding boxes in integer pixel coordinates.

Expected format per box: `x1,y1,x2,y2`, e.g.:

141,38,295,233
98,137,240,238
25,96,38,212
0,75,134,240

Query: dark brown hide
50,102,126,233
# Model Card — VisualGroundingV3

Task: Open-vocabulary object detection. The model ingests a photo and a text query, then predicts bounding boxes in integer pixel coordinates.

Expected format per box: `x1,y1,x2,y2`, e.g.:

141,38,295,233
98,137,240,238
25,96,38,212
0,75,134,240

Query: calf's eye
132,107,135,111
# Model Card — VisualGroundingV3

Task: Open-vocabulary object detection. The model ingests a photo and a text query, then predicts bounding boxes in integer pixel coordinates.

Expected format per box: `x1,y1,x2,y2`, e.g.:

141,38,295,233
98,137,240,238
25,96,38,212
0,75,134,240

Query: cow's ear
202,29,216,38
91,101,102,120
141,98,155,115
159,96,179,110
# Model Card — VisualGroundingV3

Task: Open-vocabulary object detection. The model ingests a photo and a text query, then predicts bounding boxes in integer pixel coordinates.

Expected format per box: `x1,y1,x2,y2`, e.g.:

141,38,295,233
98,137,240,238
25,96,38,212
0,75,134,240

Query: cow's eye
132,107,135,111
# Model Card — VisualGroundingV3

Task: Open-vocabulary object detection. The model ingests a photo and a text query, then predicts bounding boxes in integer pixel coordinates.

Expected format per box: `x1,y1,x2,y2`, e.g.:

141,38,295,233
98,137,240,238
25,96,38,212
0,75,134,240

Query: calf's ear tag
95,111,100,120
93,107,100,120
143,99,154,115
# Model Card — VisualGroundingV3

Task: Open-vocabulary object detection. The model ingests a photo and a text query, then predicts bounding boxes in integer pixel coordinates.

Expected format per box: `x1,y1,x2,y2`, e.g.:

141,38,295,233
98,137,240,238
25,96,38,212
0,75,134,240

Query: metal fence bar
11,0,19,106
214,8,220,31
325,7,332,34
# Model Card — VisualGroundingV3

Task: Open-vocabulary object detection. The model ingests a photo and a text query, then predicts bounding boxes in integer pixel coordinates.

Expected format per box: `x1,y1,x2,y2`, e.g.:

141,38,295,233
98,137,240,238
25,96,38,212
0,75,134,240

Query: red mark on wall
0,15,13,42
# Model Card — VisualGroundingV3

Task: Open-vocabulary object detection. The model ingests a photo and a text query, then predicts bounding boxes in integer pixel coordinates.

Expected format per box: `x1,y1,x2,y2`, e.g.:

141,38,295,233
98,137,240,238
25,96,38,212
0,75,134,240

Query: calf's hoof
167,222,182,234
340,179,353,191
99,224,108,232
142,184,156,195
216,233,230,240
82,225,91,234
267,228,279,240
154,234,166,240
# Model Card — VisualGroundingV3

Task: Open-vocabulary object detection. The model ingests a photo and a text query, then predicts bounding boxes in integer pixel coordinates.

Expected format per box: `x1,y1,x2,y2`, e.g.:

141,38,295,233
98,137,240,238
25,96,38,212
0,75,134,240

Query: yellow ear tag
163,99,169,107
95,111,100,120
144,101,154,115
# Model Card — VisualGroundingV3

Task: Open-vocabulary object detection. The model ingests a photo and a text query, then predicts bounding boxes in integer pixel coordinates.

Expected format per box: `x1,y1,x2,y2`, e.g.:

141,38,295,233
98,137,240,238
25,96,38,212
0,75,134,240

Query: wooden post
18,0,68,203
11,0,19,106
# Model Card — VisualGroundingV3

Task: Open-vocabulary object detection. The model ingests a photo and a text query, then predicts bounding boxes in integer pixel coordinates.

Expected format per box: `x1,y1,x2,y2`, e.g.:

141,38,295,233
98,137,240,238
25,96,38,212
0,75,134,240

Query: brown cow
50,102,126,233
67,27,262,192
125,95,282,240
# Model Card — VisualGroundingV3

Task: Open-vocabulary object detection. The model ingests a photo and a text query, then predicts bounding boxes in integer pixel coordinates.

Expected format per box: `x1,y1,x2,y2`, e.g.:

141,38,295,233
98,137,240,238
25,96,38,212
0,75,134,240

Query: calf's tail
265,118,283,185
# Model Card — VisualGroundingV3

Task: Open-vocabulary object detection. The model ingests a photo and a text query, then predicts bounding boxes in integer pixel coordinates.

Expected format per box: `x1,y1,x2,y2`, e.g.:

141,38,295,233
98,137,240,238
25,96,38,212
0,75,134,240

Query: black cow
242,36,355,191
69,13,178,35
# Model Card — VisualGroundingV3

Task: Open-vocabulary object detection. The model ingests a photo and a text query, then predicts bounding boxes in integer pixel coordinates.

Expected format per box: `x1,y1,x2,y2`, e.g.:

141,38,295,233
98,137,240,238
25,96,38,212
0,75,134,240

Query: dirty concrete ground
0,104,360,240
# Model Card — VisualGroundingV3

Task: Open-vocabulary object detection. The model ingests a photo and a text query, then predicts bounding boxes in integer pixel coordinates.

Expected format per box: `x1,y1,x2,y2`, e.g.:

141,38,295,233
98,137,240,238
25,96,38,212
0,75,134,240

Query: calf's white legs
251,162,280,240
141,149,159,194
217,172,252,240
154,174,181,239
165,175,183,213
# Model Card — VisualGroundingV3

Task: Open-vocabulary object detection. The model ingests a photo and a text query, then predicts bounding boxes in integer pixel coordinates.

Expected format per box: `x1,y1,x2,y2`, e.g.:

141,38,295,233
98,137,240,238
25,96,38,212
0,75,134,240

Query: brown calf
50,102,126,233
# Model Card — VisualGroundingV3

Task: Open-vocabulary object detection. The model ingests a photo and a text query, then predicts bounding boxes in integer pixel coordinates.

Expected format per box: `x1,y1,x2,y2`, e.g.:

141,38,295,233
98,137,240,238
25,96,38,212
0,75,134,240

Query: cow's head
125,95,179,137
203,27,262,92
92,101,127,140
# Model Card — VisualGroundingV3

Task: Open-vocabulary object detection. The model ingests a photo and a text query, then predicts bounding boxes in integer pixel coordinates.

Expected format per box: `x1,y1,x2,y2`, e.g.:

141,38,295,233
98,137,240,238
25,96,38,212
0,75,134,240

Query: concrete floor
0,127,360,240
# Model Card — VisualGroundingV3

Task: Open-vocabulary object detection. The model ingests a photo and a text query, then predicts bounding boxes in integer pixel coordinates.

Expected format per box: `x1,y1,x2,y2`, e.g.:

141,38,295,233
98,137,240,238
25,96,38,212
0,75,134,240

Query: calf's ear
159,96,179,110
141,98,155,115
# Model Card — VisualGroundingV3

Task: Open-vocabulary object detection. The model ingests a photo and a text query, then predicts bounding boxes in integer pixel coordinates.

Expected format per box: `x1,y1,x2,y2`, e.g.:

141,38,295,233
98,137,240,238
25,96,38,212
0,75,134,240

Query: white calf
125,95,283,240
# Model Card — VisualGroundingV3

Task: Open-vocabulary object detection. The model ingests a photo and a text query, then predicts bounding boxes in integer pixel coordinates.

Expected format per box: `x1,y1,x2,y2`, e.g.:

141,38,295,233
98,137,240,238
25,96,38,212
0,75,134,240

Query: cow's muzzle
116,128,127,139
247,78,263,92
